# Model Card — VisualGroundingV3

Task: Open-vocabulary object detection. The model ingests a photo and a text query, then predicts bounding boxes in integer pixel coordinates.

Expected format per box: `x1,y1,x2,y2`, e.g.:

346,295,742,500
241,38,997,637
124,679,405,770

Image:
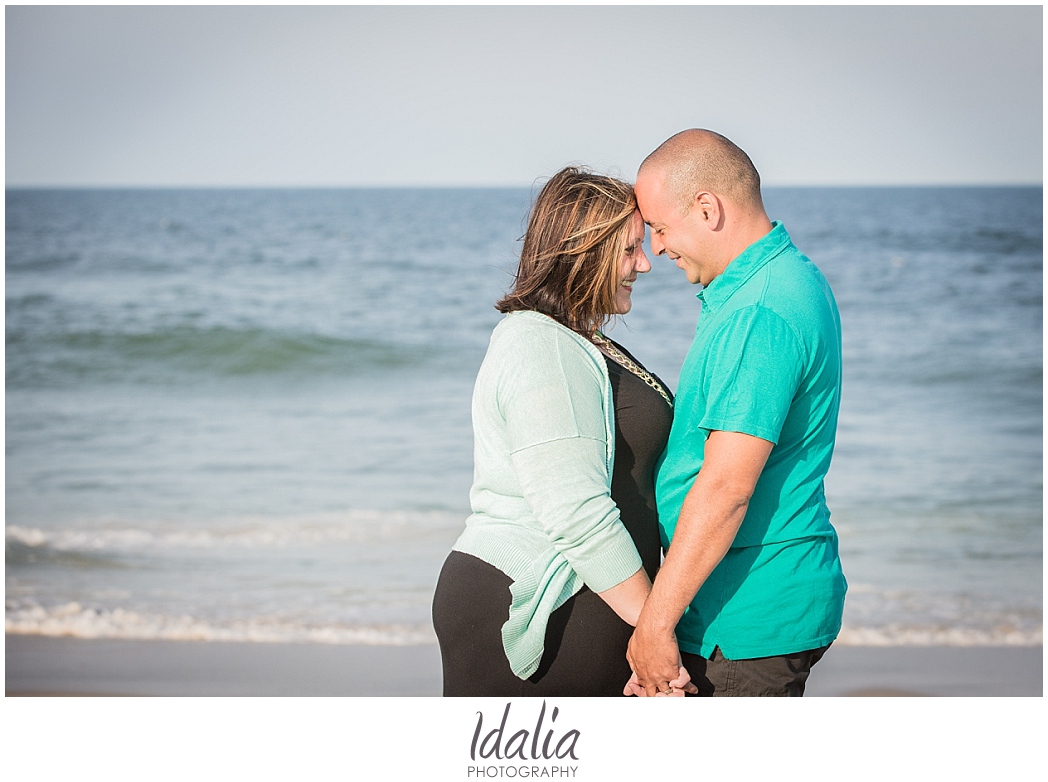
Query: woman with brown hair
431,167,694,696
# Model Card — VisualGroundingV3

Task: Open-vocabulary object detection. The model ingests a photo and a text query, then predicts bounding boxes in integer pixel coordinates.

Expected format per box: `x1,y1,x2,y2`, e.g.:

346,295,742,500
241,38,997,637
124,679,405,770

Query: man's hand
623,665,698,697
626,619,683,697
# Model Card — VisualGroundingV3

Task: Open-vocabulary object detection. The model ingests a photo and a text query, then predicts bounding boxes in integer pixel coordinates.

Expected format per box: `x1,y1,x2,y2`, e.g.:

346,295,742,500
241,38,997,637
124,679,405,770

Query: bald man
626,129,847,697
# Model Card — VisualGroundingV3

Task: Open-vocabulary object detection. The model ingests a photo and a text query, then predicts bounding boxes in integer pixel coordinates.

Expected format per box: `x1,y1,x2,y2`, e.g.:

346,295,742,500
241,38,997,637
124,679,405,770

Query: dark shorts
681,644,830,697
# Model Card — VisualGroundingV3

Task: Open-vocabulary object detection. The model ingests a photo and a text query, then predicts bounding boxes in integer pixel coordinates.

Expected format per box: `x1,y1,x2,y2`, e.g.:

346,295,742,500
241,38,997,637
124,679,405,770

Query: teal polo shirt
655,221,847,660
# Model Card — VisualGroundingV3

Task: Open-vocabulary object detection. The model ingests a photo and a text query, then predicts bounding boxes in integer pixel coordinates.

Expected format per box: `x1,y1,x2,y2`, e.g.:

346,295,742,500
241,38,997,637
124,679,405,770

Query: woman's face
613,210,651,315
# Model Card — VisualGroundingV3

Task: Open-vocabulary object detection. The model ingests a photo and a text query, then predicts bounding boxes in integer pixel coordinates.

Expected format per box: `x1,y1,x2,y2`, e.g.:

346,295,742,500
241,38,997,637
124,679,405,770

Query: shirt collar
696,221,791,312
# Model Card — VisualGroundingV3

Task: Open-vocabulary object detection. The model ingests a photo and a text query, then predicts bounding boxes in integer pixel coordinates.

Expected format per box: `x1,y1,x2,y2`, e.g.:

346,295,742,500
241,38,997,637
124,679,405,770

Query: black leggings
432,551,634,697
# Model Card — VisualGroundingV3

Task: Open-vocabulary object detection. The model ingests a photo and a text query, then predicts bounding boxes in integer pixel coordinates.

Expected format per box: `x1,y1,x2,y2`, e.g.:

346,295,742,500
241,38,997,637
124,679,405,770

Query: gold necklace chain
591,332,673,408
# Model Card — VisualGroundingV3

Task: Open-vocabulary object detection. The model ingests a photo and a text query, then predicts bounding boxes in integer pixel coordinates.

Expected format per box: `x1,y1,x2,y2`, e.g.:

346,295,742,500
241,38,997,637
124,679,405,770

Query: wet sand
804,644,1042,696
5,635,1041,697
5,634,443,696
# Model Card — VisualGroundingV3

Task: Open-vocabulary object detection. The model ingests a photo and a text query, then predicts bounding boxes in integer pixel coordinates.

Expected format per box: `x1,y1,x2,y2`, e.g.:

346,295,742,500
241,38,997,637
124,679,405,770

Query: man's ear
693,191,722,229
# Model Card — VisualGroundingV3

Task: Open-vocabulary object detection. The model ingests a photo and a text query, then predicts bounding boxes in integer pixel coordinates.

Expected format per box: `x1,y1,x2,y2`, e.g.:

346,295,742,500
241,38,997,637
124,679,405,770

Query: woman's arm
509,436,643,592
499,326,645,596
597,567,651,626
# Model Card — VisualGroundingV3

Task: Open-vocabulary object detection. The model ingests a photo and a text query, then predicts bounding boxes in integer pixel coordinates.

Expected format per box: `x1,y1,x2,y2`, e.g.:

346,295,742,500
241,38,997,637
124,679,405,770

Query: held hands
623,664,697,697
624,620,697,696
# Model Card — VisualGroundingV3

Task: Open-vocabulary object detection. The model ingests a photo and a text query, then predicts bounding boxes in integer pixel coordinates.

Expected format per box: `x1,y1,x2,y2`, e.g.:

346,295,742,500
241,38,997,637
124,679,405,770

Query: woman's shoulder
488,311,606,379
493,311,590,351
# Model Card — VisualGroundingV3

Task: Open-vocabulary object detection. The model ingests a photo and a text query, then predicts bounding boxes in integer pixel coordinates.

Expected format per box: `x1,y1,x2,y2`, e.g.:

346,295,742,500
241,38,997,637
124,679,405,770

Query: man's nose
650,233,666,255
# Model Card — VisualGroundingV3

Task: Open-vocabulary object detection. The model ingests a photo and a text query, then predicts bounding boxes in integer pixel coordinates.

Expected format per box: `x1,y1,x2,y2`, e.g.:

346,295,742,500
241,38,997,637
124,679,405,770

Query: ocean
5,186,1042,647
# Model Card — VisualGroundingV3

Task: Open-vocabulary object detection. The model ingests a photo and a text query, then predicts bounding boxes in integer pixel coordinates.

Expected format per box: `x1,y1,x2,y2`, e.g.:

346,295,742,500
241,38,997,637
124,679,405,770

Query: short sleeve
696,306,805,444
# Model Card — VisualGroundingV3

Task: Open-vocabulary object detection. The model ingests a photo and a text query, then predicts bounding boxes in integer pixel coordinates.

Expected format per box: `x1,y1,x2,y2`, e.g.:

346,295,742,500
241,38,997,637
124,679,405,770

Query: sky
5,4,1043,187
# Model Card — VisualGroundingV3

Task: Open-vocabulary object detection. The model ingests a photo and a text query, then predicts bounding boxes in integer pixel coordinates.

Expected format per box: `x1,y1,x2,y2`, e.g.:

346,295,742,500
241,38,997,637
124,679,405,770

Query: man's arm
627,429,773,696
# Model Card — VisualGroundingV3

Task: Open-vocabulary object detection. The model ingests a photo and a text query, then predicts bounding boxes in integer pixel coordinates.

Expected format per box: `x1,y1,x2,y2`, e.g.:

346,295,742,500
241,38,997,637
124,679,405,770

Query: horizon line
5,181,1043,190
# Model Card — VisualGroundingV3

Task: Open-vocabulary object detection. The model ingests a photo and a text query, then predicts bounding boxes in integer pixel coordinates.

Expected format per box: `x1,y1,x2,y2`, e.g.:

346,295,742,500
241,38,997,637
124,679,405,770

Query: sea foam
5,602,438,645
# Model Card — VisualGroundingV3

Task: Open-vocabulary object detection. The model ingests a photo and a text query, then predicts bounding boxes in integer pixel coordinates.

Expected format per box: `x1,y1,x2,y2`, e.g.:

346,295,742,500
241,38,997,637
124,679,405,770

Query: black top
602,338,674,582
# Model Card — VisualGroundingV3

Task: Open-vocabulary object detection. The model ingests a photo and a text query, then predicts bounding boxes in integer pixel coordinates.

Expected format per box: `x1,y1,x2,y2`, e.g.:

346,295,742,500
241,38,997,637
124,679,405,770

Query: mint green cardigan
452,310,644,679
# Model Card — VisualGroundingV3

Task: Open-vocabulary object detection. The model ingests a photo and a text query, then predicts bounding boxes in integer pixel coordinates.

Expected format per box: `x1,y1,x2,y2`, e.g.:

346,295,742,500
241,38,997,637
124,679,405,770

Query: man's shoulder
696,252,837,368
767,241,830,287
696,304,807,372
756,247,838,327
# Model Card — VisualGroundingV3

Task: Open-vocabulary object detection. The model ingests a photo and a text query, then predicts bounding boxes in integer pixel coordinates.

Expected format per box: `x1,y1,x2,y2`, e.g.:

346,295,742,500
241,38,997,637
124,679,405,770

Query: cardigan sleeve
499,329,643,593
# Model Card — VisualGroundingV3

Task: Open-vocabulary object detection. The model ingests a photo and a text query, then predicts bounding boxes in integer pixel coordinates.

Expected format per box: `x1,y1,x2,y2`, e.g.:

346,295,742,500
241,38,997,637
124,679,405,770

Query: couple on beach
432,129,847,697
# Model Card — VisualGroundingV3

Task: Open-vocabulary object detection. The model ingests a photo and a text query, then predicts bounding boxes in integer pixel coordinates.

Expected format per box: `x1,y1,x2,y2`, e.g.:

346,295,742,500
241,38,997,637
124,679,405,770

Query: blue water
5,186,1042,645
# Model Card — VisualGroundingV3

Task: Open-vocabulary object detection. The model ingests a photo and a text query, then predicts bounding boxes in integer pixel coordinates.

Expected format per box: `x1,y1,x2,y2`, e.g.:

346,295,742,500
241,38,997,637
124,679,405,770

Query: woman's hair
496,167,636,336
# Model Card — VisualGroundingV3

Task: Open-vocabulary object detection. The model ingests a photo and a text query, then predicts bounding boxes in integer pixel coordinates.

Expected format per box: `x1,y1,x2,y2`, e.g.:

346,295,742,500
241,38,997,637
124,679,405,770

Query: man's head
636,129,770,286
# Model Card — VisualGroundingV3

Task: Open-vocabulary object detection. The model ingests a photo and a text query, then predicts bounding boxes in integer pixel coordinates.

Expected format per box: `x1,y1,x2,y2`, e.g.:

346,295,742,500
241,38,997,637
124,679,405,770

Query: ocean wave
5,538,132,570
5,325,451,385
5,603,437,645
836,625,1042,646
6,602,1039,647
6,511,464,554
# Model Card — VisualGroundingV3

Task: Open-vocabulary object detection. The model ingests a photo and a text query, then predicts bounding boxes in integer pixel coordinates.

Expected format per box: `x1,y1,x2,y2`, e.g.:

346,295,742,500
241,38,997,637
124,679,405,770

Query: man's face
635,170,711,286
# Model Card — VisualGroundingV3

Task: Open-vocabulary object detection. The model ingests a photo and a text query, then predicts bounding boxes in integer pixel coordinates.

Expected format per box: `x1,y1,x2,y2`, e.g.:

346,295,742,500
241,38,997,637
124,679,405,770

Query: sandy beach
5,634,1041,697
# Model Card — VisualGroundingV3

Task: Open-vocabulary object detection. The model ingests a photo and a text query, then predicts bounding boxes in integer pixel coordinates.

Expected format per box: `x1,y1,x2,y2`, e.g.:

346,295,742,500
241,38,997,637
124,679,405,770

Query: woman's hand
623,664,697,696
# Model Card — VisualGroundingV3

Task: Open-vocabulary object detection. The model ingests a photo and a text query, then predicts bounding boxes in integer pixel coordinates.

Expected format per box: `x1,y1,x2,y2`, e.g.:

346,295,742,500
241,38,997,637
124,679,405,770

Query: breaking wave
5,602,437,645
